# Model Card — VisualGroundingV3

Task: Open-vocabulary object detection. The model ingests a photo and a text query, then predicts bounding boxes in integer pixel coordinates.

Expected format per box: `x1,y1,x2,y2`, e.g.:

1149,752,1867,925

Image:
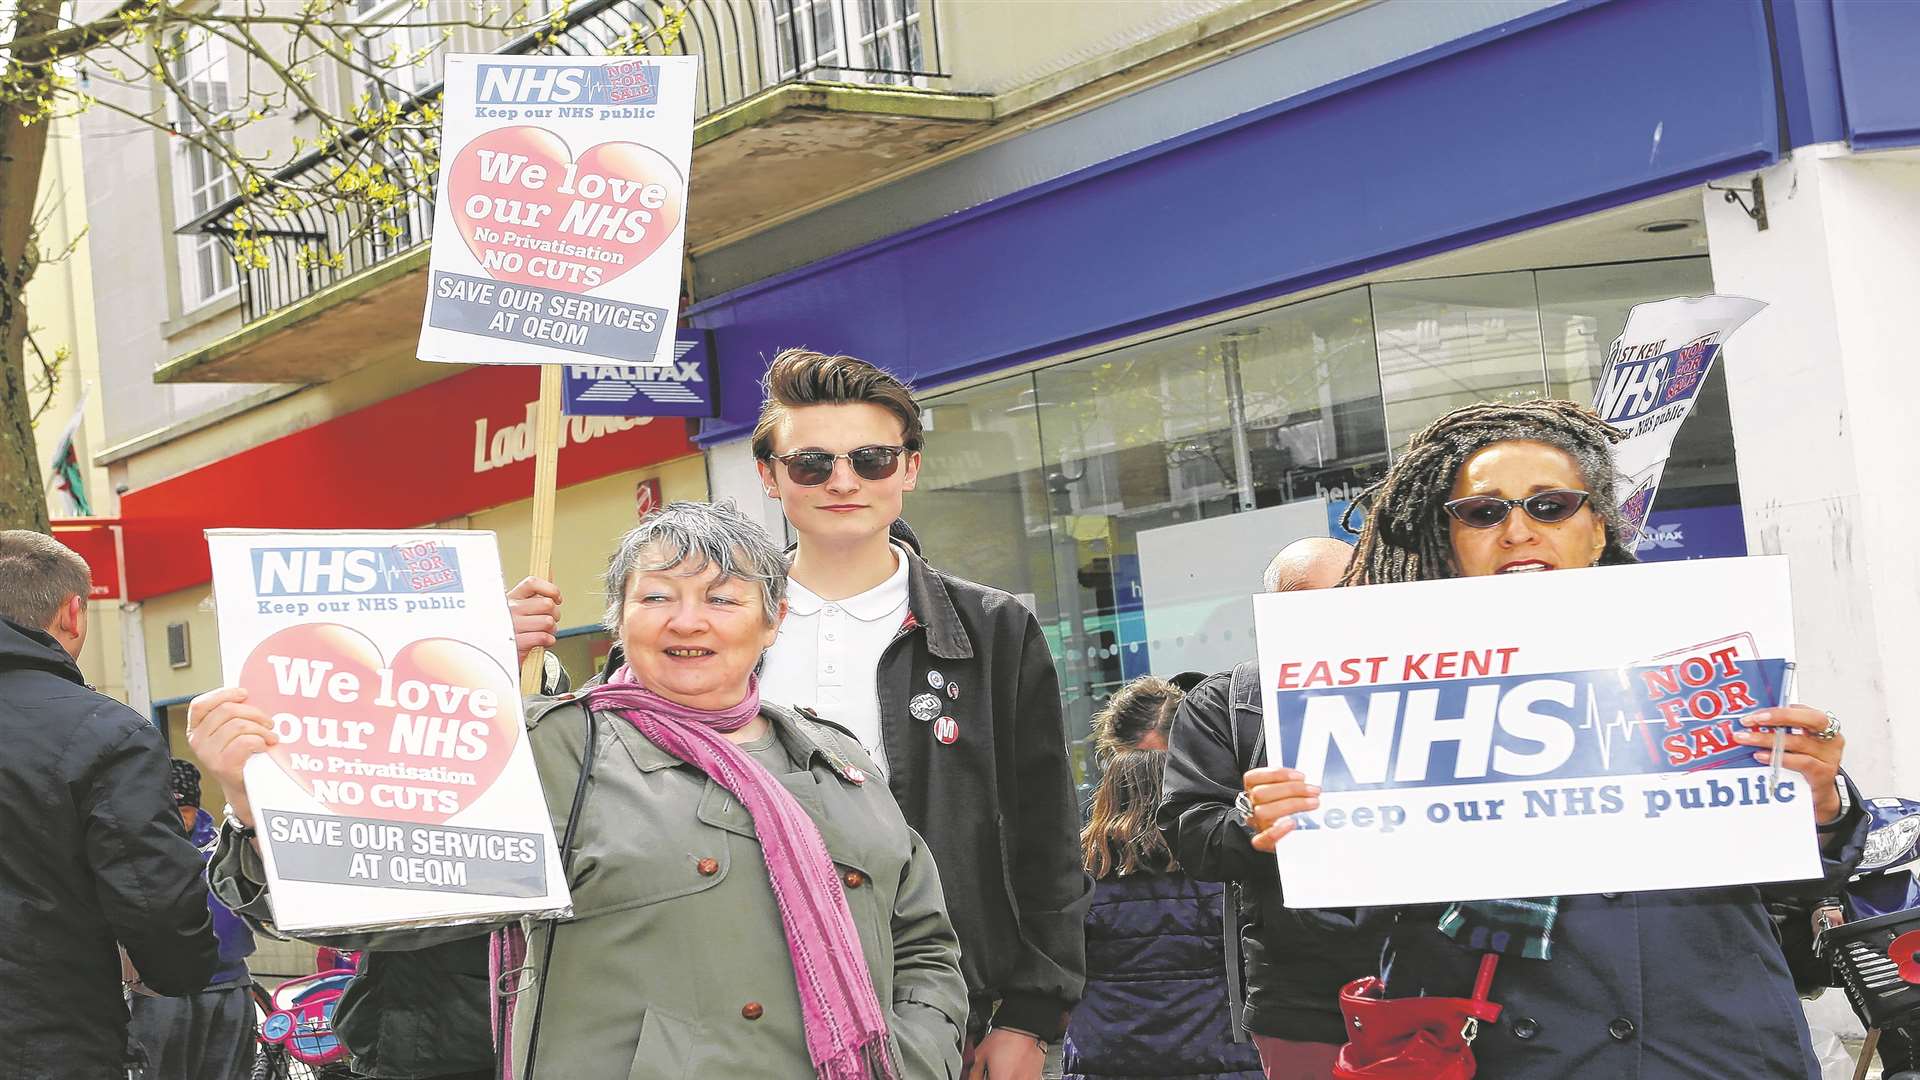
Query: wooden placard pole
519,364,565,694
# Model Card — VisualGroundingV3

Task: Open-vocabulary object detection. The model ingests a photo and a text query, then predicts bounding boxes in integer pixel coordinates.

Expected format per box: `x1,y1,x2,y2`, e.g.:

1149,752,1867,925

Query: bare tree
0,0,680,531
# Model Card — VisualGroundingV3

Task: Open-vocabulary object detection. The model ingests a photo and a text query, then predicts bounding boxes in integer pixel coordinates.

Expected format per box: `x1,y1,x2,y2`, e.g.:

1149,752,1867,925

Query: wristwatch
223,803,258,840
1231,791,1257,834
1817,775,1853,830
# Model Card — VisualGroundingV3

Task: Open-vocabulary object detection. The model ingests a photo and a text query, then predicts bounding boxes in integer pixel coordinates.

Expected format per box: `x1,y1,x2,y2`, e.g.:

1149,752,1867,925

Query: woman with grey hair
192,501,969,1080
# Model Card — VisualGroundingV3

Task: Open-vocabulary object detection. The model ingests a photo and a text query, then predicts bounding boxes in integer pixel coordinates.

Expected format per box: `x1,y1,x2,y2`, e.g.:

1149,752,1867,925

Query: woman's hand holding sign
1241,766,1320,853
508,575,562,664
187,687,279,829
1735,705,1847,824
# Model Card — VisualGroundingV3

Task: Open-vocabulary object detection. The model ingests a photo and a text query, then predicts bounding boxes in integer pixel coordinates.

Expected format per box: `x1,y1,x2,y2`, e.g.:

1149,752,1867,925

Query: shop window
1537,257,1742,559
1032,289,1390,784
1538,259,1712,403
906,259,1743,793
905,289,1390,792
900,376,1062,770
1372,271,1547,451
903,376,1055,612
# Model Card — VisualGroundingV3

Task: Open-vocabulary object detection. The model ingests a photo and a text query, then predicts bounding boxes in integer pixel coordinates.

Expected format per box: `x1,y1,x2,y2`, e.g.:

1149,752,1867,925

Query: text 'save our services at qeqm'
208,529,571,934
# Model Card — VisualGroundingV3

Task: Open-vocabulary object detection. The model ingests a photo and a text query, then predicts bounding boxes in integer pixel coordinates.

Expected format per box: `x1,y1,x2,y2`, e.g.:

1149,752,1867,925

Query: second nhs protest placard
1253,557,1820,908
208,530,569,934
418,55,696,369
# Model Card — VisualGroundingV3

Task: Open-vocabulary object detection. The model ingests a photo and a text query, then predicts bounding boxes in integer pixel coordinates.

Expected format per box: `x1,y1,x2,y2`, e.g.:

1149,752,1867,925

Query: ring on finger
1812,711,1841,742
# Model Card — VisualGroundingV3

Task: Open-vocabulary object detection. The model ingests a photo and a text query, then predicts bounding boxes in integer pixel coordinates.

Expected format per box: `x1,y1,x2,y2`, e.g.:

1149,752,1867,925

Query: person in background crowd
196,501,968,1079
1063,677,1264,1080
1241,400,1866,1078
511,349,1091,1080
0,530,217,1080
1260,537,1351,594
128,760,257,1080
1159,535,1373,1080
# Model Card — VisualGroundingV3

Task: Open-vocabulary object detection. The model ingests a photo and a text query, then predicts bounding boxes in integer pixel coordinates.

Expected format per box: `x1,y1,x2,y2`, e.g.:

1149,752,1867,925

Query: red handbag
1332,954,1503,1080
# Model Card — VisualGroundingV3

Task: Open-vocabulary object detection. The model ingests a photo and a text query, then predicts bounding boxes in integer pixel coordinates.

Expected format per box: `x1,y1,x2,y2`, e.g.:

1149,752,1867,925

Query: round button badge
909,693,943,722
934,717,959,744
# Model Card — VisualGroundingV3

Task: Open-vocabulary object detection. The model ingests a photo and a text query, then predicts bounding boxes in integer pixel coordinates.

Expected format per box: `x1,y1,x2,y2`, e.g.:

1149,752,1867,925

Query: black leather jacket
861,546,1092,1040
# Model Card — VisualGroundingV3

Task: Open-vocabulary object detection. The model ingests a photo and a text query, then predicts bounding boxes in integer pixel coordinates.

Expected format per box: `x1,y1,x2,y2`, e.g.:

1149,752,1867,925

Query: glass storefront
901,256,1739,794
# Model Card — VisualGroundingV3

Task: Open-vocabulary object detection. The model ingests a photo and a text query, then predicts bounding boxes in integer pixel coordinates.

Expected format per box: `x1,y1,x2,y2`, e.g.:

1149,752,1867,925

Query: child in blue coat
1064,677,1264,1080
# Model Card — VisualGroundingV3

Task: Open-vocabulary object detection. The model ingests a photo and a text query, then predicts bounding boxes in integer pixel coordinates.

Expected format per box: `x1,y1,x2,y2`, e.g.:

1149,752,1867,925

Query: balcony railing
179,0,946,326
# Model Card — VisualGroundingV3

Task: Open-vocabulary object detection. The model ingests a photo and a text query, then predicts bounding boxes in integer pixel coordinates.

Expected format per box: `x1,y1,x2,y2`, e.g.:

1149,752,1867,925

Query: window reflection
902,376,1057,616
906,257,1736,793
1372,272,1546,450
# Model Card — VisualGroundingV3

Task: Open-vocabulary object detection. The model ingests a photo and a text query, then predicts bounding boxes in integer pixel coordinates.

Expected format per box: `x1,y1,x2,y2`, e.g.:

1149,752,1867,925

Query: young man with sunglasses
753,348,1091,1080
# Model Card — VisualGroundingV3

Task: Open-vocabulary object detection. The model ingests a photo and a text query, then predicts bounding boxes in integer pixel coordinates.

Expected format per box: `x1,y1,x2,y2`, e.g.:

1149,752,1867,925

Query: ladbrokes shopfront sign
118,366,695,601
470,402,656,473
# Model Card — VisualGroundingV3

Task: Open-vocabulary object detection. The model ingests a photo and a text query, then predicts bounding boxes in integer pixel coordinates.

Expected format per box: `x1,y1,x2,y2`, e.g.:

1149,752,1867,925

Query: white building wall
1705,143,1920,795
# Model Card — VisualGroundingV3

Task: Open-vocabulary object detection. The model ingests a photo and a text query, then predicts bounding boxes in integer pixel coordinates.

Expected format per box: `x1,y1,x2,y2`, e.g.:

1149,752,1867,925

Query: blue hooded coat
1063,872,1264,1080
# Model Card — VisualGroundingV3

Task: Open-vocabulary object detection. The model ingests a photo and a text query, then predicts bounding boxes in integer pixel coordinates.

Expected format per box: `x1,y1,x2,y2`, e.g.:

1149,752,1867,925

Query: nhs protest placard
418,54,697,369
207,530,570,934
1593,295,1764,535
1253,556,1820,908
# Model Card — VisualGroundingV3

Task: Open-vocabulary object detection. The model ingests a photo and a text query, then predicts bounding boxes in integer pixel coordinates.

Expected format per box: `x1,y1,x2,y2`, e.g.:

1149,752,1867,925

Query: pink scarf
492,668,897,1080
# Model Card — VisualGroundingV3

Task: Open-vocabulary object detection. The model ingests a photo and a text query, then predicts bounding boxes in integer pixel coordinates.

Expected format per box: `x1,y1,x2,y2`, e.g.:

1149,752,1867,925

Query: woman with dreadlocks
1238,400,1867,1079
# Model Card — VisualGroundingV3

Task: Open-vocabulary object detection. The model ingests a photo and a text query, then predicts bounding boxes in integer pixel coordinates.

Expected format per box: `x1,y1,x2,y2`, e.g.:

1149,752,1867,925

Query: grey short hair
0,530,91,629
601,501,789,633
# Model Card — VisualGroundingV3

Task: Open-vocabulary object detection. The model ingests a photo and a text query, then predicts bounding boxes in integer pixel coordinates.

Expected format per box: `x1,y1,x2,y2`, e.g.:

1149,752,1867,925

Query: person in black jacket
1160,536,1374,1080
747,349,1091,1079
0,529,218,1080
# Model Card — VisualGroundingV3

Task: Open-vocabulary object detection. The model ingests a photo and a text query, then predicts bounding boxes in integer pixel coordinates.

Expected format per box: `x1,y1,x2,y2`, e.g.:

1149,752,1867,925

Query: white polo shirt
759,545,911,775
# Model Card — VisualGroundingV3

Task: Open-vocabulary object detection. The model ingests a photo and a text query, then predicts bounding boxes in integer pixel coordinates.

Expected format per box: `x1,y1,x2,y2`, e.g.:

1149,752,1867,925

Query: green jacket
212,696,967,1079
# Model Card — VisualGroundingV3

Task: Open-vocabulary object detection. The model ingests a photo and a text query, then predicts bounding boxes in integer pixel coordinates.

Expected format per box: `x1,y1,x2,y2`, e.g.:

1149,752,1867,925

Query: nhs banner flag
1592,295,1764,537
1252,557,1819,908
561,331,717,417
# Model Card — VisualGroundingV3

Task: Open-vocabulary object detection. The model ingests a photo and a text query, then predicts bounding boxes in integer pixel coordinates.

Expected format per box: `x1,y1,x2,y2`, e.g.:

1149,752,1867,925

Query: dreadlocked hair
1341,399,1638,586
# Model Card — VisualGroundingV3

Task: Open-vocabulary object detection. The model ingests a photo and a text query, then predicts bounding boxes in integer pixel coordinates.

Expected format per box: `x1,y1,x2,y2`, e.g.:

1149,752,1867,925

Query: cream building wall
24,114,126,700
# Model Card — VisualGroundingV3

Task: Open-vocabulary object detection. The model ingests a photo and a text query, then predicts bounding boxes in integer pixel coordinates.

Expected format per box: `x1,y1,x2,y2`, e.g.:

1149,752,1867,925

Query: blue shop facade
686,0,1920,784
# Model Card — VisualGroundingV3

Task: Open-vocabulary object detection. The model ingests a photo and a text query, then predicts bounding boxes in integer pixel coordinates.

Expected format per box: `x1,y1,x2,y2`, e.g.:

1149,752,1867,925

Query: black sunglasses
1443,489,1592,529
768,445,908,487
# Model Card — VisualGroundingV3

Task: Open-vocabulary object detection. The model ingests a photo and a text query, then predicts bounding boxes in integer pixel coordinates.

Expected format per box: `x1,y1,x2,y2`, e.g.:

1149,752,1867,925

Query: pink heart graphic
240,624,519,824
447,125,684,292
